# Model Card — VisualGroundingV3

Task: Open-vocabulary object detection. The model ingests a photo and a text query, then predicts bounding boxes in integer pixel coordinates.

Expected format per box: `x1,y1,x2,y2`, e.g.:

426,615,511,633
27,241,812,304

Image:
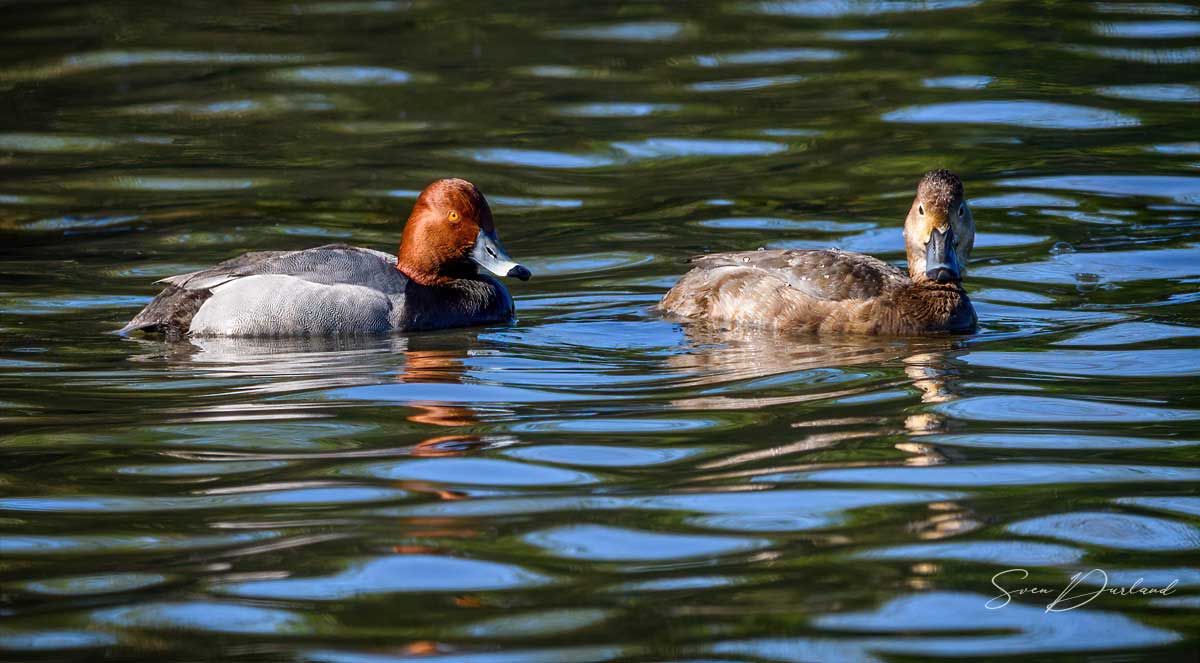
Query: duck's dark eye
918,204,925,216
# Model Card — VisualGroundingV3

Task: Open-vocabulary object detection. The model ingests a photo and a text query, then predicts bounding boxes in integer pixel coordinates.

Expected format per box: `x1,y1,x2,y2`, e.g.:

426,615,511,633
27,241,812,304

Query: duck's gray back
165,245,402,293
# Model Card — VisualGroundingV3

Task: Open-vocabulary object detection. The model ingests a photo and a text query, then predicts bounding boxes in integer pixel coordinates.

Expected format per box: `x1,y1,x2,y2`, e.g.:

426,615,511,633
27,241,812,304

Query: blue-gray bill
925,226,961,283
472,229,531,281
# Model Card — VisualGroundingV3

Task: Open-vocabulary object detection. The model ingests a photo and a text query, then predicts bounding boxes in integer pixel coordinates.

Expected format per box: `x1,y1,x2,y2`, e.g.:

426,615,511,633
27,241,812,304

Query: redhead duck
120,178,531,337
658,170,976,335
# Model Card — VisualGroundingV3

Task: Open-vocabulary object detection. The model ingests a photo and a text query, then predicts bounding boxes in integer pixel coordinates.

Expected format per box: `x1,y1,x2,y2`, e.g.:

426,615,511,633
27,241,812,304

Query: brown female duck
658,170,976,335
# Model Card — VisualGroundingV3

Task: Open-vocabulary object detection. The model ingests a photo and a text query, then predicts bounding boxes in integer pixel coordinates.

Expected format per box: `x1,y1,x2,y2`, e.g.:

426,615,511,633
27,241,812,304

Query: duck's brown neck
903,280,974,328
396,257,479,287
909,279,967,294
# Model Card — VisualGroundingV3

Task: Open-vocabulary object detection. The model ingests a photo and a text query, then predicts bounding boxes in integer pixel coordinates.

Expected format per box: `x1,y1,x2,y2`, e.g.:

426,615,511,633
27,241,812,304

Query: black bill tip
507,265,532,281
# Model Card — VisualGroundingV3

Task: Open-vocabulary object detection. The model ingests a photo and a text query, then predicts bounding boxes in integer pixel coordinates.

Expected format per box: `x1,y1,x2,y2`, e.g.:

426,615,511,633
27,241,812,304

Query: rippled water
2,1,1199,661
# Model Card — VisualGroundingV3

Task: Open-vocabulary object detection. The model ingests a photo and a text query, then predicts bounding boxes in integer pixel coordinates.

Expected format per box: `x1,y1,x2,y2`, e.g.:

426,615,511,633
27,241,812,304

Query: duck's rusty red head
397,178,531,286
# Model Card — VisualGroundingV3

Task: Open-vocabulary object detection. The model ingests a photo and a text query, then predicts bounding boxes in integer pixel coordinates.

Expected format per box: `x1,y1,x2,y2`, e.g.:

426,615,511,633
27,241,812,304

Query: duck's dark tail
117,285,212,337
115,250,296,337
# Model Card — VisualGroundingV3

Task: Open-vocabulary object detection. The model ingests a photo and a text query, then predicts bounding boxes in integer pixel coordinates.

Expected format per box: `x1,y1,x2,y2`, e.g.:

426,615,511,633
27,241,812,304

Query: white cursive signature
987,568,1178,612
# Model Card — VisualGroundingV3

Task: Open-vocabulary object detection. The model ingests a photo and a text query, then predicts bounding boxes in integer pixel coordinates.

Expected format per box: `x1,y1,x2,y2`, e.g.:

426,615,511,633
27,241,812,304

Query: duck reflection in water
126,334,415,403
666,322,966,413
128,335,502,472
668,324,968,474
666,324,982,538
395,348,501,461
388,347,503,543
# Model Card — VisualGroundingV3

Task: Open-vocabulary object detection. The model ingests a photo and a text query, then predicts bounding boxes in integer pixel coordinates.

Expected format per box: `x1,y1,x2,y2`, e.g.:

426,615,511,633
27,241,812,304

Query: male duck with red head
121,179,531,337
659,170,976,335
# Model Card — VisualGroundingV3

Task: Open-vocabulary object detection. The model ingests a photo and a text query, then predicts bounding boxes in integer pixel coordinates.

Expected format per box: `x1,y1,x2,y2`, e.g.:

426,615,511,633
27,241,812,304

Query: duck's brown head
903,169,975,285
397,178,532,286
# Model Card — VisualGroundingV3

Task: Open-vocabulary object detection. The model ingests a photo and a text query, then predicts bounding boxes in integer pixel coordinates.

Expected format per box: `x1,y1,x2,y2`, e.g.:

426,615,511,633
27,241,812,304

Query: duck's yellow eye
448,211,459,221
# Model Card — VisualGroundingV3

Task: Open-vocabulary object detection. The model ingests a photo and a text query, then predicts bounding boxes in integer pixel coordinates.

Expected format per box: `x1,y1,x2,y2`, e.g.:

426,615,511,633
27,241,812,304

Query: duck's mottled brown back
659,249,913,333
684,249,906,300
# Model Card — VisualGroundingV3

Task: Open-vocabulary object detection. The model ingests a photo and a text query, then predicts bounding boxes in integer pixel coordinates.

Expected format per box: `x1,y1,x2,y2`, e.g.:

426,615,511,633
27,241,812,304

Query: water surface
1,1,1198,661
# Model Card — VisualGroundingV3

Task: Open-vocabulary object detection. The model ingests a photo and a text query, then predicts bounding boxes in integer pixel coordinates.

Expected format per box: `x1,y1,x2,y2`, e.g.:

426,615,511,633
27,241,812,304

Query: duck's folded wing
686,249,906,301
189,275,395,337
155,250,292,290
